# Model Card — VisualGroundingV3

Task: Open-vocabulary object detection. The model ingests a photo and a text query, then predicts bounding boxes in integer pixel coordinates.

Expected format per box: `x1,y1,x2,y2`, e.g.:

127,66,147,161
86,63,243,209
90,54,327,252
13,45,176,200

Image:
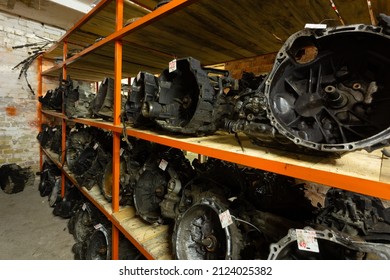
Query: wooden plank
380,157,390,183
142,232,172,259
121,216,149,230
113,207,137,223
131,224,169,243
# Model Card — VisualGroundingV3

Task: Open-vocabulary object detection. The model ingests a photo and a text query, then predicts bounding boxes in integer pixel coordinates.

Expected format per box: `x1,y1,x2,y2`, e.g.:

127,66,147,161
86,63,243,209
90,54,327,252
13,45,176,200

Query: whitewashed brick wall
0,11,66,171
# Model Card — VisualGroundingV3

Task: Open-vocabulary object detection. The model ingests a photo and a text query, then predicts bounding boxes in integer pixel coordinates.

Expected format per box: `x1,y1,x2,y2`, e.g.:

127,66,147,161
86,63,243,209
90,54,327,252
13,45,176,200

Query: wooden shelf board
123,128,390,200
42,0,390,79
40,113,390,199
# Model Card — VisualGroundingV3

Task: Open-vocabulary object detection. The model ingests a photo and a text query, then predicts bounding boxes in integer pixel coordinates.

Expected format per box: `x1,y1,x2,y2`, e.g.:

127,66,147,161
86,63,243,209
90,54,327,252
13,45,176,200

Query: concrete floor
0,175,75,260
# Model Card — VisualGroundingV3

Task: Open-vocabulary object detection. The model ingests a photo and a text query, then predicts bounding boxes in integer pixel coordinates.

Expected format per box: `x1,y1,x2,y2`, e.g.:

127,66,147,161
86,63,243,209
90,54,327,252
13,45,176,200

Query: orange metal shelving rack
37,0,390,260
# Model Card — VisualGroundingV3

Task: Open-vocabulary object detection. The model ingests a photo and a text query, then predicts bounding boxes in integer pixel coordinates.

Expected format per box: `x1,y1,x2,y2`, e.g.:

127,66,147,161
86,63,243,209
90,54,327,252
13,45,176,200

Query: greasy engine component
38,160,61,197
37,124,57,149
53,184,83,219
172,192,243,260
85,223,112,260
0,163,33,194
38,88,63,111
99,138,151,204
262,24,390,152
315,189,390,242
66,126,94,176
48,177,62,207
134,145,194,224
243,170,315,222
222,23,390,153
268,227,390,260
68,201,106,259
66,126,112,189
125,71,158,127
63,76,91,119
90,77,115,120
141,57,236,135
237,209,305,260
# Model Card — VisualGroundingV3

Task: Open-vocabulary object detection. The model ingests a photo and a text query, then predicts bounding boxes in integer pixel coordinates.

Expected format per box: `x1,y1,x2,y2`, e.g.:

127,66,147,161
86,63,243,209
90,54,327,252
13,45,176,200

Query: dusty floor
0,176,75,260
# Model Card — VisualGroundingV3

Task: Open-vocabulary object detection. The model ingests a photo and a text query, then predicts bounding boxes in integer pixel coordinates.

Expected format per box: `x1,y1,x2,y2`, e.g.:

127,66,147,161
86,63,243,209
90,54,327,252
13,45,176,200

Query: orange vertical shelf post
37,55,43,170
61,41,68,198
111,0,124,261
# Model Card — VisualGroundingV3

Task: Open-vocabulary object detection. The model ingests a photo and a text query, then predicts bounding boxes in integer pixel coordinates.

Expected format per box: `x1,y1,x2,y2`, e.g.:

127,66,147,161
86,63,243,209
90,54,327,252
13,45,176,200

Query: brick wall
0,11,65,171
224,53,277,79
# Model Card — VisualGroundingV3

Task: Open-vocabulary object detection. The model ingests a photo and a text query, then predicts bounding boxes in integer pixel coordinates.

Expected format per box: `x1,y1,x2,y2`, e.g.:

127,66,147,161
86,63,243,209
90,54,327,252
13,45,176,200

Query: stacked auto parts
121,22,390,154
35,17,390,261
125,57,236,135
267,189,390,260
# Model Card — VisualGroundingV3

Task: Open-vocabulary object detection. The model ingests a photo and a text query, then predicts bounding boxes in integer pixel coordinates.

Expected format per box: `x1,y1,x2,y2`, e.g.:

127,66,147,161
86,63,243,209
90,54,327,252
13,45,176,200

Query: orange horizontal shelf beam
42,0,200,75
124,128,390,200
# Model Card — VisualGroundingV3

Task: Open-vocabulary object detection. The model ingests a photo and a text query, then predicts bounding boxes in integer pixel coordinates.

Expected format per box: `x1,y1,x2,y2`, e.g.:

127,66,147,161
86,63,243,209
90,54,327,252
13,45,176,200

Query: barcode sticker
159,159,168,171
169,59,177,73
296,229,319,252
219,210,233,228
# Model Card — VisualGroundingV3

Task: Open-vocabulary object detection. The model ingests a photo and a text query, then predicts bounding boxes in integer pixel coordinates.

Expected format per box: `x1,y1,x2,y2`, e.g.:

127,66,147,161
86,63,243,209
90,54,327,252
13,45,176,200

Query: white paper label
159,159,168,171
137,71,141,81
304,23,327,29
82,203,86,211
94,223,102,230
93,143,99,150
296,229,319,252
169,59,177,73
52,128,57,132
219,209,233,228
120,148,124,156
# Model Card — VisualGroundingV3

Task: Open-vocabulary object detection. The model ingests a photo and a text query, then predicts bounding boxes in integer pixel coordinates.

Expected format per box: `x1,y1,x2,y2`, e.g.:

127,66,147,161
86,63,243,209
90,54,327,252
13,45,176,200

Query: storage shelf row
42,148,172,260
41,109,390,200
38,0,390,260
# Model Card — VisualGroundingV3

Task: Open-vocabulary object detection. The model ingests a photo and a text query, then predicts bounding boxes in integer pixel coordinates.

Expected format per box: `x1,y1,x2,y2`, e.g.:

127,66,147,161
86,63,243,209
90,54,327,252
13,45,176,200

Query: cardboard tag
94,223,102,230
219,209,233,228
169,59,177,73
159,159,168,171
296,229,319,252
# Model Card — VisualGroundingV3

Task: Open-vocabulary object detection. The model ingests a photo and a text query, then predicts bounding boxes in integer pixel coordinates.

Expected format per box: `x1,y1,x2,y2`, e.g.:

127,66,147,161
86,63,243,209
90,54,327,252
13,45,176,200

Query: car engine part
99,138,151,204
172,192,243,260
85,223,111,260
125,71,158,127
262,24,390,152
141,57,236,135
0,163,33,194
134,145,194,224
315,189,390,242
268,227,390,260
63,76,92,119
90,77,115,120
38,160,61,197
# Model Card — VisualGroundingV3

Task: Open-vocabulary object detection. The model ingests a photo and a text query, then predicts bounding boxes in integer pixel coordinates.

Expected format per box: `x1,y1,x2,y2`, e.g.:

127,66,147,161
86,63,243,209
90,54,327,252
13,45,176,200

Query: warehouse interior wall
0,11,65,172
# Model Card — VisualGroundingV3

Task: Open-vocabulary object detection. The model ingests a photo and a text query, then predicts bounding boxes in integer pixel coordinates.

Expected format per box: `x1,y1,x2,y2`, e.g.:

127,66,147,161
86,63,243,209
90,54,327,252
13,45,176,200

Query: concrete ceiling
0,0,97,30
